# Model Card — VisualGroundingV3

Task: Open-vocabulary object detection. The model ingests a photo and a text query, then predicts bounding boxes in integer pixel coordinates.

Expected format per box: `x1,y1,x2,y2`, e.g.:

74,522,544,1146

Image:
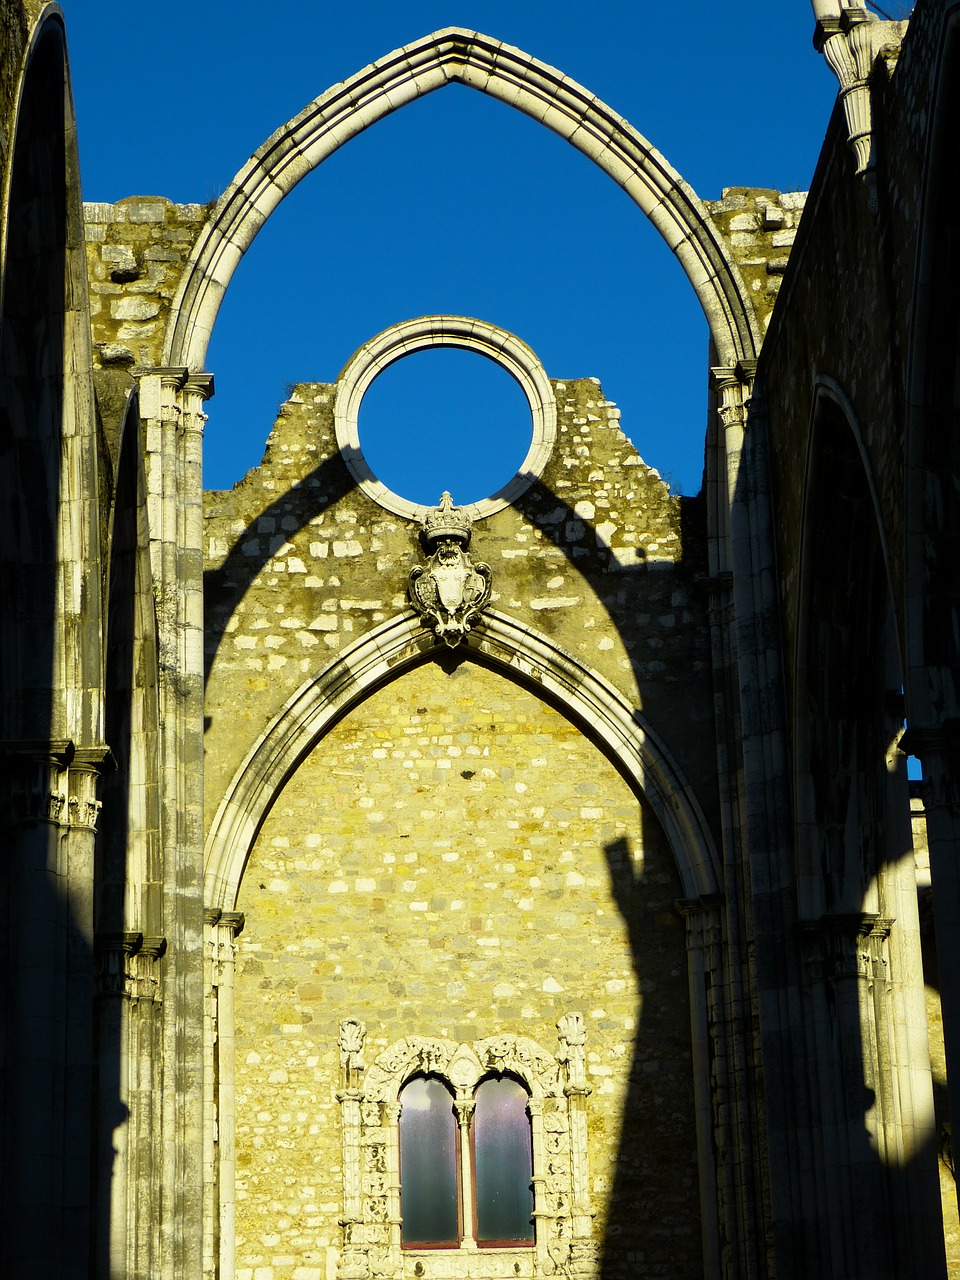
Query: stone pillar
138,365,213,1279
129,934,166,1280
904,726,960,1221
557,1013,595,1279
676,896,724,1280
0,740,109,1278
204,909,244,1280
798,915,891,1276
338,1019,369,1280
93,913,166,1280
711,364,808,1277
454,1098,478,1248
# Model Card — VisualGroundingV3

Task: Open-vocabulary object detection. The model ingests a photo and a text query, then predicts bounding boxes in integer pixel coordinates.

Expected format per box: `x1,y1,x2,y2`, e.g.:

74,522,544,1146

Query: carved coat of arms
409,492,492,647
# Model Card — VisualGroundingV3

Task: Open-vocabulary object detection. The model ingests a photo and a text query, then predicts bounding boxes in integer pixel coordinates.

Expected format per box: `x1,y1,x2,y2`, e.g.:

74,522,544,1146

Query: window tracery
337,1019,595,1280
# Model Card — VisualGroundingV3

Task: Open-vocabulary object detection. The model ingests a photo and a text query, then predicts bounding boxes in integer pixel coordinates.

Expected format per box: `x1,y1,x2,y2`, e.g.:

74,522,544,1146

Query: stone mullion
139,366,211,1280
453,1098,477,1248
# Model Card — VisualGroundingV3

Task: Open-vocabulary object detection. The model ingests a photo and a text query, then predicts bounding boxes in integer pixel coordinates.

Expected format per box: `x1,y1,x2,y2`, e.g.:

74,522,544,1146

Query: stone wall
83,197,208,369
203,366,718,1280
232,659,699,1280
202,377,717,839
706,187,807,329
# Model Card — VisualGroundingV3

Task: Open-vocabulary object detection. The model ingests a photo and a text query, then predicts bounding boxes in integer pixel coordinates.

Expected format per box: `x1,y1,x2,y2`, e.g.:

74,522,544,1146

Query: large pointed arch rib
204,610,721,914
164,27,759,372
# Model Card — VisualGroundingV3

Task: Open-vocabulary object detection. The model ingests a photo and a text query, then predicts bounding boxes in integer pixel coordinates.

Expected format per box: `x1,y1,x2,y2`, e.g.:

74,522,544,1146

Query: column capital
134,364,189,387
184,371,215,401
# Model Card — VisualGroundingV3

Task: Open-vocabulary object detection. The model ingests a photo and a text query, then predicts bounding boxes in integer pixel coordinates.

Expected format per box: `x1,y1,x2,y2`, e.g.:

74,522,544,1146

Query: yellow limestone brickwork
202,377,716,829
232,659,699,1280
204,369,715,1280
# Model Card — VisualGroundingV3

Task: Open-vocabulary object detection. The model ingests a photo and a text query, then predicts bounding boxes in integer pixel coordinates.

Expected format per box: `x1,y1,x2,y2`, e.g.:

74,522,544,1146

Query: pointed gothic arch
204,608,720,915
164,27,759,374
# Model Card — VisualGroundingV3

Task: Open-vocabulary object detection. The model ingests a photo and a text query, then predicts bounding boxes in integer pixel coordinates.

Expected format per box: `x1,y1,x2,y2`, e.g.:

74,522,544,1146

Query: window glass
399,1076,459,1245
474,1077,534,1243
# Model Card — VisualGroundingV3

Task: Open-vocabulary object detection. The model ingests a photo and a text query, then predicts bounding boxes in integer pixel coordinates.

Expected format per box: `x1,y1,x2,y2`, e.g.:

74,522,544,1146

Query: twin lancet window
399,1074,535,1247
337,1019,593,1280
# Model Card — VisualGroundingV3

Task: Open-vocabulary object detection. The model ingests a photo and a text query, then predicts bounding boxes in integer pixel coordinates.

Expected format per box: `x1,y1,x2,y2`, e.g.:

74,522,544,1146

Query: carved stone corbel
811,2,908,212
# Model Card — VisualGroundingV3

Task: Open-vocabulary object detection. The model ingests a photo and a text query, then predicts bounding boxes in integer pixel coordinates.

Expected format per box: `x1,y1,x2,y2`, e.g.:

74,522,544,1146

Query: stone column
711,364,808,1277
905,726,960,1219
676,896,724,1280
93,928,142,1279
454,1098,478,1248
204,908,245,1280
557,1014,594,1279
798,914,895,1276
0,740,109,1277
337,1019,369,1280
138,365,213,1280
129,933,166,1280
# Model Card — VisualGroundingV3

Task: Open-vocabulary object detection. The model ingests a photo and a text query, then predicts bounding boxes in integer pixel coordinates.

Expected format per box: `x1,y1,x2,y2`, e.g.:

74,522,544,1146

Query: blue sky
66,1,847,499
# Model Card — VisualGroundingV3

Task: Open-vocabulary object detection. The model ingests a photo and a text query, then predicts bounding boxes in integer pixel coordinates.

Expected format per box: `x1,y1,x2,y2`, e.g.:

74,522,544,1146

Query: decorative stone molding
409,493,492,647
812,3,908,211
94,931,167,1001
336,1022,592,1280
798,912,894,984
0,740,112,830
94,932,143,997
333,316,557,521
204,610,721,916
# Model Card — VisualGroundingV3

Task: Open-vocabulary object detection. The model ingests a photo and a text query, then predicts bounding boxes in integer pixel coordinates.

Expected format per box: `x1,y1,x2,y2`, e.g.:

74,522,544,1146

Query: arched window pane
474,1077,534,1243
399,1077,459,1245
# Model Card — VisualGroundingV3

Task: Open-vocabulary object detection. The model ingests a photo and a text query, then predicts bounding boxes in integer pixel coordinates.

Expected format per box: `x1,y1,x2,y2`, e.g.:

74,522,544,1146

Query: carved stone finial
409,493,492,648
340,1019,366,1086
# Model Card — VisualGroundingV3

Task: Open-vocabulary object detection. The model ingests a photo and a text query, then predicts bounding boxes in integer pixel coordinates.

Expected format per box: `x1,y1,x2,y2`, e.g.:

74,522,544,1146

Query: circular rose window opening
357,347,534,509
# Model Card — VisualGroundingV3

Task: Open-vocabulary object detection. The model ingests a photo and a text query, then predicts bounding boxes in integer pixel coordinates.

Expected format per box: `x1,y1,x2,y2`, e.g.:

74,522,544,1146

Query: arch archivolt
203,609,721,914
164,27,759,374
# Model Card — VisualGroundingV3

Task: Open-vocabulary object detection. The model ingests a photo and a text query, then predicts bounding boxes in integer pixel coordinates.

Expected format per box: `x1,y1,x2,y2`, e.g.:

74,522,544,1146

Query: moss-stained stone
233,659,700,1280
203,377,718,844
207,365,714,1280
83,197,210,367
706,187,807,328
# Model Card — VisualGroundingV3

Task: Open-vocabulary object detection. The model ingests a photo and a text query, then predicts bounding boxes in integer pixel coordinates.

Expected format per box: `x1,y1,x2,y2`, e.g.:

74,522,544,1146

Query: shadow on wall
741,384,946,1275
202,373,941,1274
202,416,714,1276
0,17,125,1274
600,830,700,1279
